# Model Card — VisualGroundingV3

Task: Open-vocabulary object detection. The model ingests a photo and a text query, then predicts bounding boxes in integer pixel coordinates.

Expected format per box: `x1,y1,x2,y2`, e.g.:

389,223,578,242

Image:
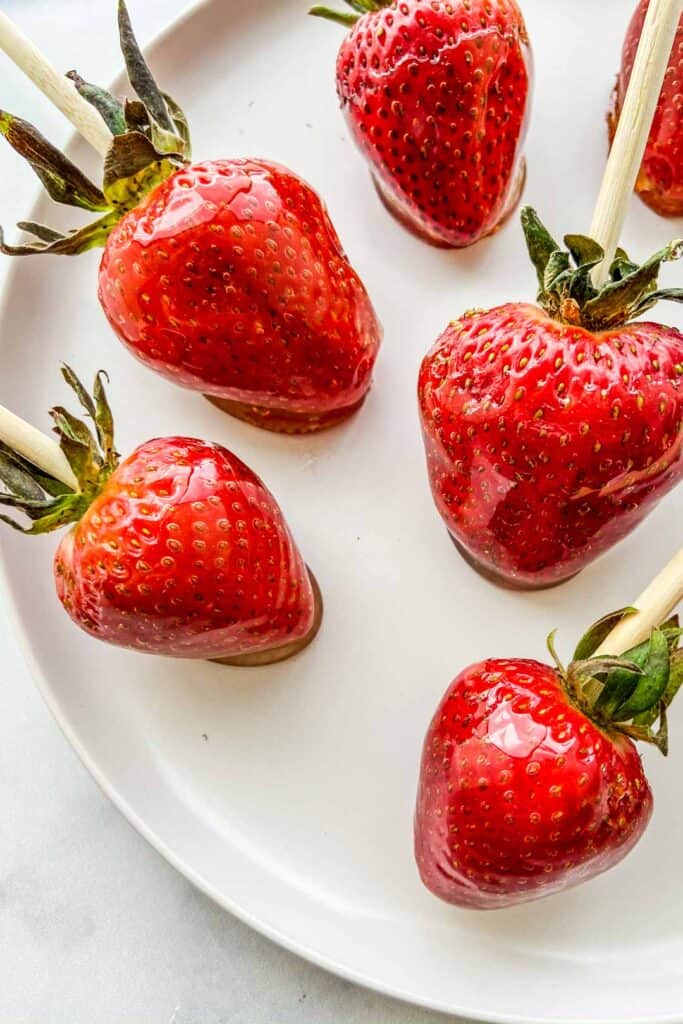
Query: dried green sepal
124,99,150,133
564,235,604,269
611,629,670,719
632,287,683,315
92,373,115,458
16,222,65,244
0,212,119,257
118,0,175,133
0,498,86,536
594,660,644,720
573,607,637,661
0,111,107,211
163,93,192,157
523,209,559,290
543,251,571,295
103,132,178,205
584,240,683,328
0,442,72,499
66,72,128,136
662,651,683,710
0,449,48,501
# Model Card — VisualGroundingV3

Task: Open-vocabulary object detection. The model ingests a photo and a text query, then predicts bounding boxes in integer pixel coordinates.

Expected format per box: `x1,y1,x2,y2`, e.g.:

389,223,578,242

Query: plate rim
0,3,681,1023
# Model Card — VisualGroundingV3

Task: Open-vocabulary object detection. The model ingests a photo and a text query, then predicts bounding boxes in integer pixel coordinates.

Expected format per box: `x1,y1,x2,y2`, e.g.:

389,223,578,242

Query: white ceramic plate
1,1,682,1021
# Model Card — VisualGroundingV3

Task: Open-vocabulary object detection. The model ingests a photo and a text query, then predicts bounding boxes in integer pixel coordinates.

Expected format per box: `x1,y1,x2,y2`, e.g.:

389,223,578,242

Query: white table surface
0,3,466,1021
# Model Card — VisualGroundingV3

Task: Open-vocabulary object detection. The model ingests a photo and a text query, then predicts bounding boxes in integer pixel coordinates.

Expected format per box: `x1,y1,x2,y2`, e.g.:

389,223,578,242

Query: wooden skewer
590,2,683,652
0,10,112,158
595,548,683,656
590,0,682,285
0,405,78,491
0,12,109,489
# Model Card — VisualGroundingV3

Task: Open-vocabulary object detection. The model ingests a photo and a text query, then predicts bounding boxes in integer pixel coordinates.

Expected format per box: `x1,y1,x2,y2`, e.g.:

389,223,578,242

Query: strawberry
310,0,531,249
0,368,322,665
418,208,683,589
609,1,683,218
415,610,683,909
0,4,382,434
97,157,382,433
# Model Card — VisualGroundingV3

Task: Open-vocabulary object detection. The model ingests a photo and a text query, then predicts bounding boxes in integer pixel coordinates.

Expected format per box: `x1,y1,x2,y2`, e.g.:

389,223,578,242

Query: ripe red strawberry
0,368,322,665
311,0,532,249
609,1,683,217
0,4,382,434
97,157,382,433
415,611,683,909
419,208,683,589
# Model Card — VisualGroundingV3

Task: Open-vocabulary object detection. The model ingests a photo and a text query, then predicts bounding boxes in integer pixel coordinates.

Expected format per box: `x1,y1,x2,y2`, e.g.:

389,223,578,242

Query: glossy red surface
98,159,382,429
418,303,683,588
414,659,653,909
610,0,683,216
54,438,317,660
334,0,531,248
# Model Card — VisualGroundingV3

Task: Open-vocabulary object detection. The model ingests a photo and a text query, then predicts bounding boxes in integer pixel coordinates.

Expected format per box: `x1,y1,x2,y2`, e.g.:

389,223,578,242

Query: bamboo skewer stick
0,14,113,489
589,2,683,653
590,0,682,285
0,10,112,158
595,548,683,656
0,405,78,491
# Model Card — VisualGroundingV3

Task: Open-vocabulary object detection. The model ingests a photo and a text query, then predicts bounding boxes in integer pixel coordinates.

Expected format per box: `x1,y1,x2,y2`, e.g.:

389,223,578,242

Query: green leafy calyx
309,0,392,28
548,610,683,756
522,207,683,332
0,367,119,535
0,1,191,257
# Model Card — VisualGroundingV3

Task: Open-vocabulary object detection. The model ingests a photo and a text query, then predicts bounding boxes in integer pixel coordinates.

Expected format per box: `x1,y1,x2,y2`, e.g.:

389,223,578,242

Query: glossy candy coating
610,0,683,217
54,438,318,660
415,659,653,909
418,303,683,588
98,159,382,432
335,0,531,248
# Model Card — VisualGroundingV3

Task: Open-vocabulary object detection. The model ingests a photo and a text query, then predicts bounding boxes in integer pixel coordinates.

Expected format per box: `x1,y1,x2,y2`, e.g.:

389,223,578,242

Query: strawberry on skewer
415,549,683,910
310,0,532,250
610,1,683,218
0,4,382,435
419,216,683,589
419,0,683,590
0,368,323,666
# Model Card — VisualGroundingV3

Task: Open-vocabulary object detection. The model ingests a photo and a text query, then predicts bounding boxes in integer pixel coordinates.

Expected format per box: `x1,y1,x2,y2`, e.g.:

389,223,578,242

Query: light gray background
0,3,464,1022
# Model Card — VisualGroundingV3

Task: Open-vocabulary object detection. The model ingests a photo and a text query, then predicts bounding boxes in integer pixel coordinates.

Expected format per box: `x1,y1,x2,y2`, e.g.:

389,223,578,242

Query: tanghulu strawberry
415,605,683,909
0,367,322,665
419,208,683,589
310,0,532,248
0,3,382,434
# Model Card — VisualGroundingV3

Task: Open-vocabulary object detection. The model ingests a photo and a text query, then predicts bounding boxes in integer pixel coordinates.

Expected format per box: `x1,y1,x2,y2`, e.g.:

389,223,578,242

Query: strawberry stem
309,0,393,26
309,7,360,26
